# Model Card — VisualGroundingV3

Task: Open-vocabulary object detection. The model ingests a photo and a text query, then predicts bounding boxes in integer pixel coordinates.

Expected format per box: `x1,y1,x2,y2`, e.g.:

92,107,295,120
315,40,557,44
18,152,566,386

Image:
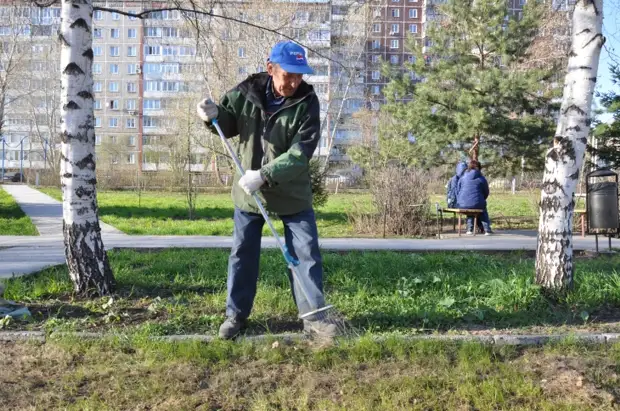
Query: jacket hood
236,72,315,111
462,168,482,180
455,162,467,177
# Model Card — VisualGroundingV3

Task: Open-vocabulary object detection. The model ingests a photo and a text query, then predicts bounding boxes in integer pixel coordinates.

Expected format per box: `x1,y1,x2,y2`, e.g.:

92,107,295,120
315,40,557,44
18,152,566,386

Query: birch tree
57,0,114,296
535,0,605,291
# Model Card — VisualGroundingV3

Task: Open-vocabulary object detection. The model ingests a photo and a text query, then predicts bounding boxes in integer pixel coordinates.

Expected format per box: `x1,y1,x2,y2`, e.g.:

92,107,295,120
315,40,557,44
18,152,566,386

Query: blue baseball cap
268,41,314,75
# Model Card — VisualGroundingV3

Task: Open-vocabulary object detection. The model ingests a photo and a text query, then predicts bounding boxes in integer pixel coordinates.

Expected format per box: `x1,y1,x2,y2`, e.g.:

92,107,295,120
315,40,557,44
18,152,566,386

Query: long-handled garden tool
210,118,345,332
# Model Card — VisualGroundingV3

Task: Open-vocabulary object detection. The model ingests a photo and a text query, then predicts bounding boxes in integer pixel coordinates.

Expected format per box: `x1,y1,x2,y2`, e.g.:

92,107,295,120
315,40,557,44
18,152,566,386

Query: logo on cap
290,51,305,62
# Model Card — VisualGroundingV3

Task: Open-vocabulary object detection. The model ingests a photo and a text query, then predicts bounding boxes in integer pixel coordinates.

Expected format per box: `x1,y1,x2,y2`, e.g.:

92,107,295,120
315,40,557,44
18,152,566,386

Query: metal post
1,138,4,181
595,234,599,254
609,235,612,252
20,140,23,183
43,138,47,171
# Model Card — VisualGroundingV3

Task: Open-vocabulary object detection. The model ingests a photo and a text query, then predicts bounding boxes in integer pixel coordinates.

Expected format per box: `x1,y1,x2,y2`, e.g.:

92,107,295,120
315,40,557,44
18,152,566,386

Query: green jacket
209,73,321,216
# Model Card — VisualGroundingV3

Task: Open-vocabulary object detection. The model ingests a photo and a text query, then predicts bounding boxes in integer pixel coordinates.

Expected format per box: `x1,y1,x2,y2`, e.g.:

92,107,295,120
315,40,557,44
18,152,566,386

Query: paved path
1,184,618,279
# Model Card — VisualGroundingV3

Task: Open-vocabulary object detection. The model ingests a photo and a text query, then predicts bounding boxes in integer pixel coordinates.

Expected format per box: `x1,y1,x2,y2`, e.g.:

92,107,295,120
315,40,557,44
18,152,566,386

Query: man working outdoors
197,41,337,340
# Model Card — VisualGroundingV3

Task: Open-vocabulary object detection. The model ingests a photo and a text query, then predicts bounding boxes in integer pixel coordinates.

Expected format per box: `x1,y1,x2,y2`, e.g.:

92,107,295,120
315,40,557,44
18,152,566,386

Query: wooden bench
575,209,586,238
436,206,484,236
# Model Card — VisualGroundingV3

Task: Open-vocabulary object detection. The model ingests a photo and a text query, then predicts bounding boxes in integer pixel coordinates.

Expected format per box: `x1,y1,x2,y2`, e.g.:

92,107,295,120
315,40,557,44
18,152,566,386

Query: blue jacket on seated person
456,168,489,210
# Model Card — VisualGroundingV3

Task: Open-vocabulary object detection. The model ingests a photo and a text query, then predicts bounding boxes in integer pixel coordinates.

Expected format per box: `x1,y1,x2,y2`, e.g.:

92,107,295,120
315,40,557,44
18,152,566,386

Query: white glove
238,169,265,195
196,98,218,123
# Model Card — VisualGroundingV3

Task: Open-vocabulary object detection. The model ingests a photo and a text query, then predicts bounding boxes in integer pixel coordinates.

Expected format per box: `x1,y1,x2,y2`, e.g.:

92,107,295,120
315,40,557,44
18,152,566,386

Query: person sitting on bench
456,160,493,235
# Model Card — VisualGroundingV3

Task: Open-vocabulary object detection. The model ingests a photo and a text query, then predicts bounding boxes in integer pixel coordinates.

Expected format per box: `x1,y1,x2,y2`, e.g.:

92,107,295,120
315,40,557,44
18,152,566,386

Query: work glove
196,98,218,123
238,169,265,195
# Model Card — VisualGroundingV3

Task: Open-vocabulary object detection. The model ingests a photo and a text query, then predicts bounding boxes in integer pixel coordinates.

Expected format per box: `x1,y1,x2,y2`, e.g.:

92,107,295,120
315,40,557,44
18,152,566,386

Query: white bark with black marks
536,0,604,291
60,0,114,296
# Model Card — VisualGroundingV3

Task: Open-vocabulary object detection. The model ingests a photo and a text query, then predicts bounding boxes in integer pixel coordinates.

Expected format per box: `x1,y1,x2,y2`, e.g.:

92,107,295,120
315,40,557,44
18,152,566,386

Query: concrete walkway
1,184,122,236
1,184,619,279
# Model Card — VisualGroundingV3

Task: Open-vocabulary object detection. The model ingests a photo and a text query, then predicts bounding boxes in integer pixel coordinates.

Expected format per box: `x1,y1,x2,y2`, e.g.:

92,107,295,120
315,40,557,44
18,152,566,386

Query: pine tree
592,64,620,168
382,0,559,172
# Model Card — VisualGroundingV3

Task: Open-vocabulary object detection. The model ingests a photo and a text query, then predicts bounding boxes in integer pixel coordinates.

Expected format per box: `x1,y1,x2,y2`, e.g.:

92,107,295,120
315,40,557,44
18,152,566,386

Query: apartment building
366,0,425,107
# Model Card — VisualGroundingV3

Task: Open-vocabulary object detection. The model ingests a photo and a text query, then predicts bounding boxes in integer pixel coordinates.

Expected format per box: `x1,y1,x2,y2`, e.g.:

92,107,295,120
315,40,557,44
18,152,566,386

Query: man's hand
196,98,218,123
238,170,265,195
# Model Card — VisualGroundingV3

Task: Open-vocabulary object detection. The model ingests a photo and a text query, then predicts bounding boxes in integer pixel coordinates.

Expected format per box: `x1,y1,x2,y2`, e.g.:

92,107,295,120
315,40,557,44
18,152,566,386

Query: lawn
37,188,373,237
0,186,38,235
4,250,620,336
37,187,549,236
3,337,620,410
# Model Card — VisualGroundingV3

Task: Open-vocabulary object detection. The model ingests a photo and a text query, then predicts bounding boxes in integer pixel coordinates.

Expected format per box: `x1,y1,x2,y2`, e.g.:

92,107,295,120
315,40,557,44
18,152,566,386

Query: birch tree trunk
60,0,115,296
535,0,604,291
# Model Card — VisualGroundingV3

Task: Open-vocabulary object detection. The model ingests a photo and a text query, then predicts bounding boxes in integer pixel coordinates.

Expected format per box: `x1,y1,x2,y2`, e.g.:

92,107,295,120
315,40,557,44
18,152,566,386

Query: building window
95,135,101,145
143,116,157,128
144,27,161,37
372,85,381,95
93,46,103,56
110,28,120,39
128,10,137,20
93,63,102,74
238,47,246,58
94,118,101,127
109,64,119,74
409,24,418,34
390,55,399,64
126,99,136,110
109,118,118,128
93,28,102,39
371,70,380,80
94,10,103,20
111,12,120,20
127,153,136,164
109,46,120,57
163,27,178,37
371,54,379,63
409,9,418,18
93,82,102,92
109,81,119,92
126,118,136,129
127,64,137,74
93,100,102,110
144,45,160,56
128,136,136,146
373,23,381,33
126,82,137,93
144,99,161,110
391,24,399,34
128,28,137,38
408,55,417,63
127,46,137,57
409,0,418,2
390,39,399,49
391,9,400,18
109,99,119,110
372,40,380,49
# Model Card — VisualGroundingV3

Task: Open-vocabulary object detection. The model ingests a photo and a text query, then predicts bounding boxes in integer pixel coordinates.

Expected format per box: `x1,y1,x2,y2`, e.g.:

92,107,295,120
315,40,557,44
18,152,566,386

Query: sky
595,0,620,123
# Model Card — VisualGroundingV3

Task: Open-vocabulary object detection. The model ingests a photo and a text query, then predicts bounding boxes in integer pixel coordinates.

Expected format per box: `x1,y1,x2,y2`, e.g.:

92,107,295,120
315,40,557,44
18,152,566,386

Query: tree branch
92,6,349,73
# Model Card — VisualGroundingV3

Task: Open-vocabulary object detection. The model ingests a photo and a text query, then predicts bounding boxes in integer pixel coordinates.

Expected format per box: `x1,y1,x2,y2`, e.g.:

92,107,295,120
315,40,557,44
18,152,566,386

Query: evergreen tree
592,64,620,168
382,0,559,173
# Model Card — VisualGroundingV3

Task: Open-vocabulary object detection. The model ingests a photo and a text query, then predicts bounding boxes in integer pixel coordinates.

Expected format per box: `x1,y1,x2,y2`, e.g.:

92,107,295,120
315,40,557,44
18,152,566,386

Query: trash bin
586,168,619,252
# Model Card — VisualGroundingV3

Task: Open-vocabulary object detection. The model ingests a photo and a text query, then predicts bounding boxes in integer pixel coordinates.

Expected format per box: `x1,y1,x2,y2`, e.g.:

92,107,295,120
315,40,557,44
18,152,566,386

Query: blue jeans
467,209,492,233
226,207,326,320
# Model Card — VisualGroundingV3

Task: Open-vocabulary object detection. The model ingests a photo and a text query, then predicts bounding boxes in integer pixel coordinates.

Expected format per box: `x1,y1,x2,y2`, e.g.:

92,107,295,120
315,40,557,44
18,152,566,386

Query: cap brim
278,63,314,75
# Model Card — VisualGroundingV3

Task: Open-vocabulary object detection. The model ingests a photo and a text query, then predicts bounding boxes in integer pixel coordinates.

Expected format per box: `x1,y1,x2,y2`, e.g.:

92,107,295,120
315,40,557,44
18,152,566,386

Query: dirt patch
3,340,620,410
537,356,616,407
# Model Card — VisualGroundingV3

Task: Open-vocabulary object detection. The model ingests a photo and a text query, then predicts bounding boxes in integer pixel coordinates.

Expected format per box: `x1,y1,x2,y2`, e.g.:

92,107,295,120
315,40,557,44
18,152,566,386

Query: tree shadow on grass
98,205,350,224
98,205,234,221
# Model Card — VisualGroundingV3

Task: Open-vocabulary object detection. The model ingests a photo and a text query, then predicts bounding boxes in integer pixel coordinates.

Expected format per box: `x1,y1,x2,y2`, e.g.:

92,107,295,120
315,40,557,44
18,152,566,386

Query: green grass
37,187,584,234
4,250,620,336
0,187,38,235
3,336,620,410
38,187,372,237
